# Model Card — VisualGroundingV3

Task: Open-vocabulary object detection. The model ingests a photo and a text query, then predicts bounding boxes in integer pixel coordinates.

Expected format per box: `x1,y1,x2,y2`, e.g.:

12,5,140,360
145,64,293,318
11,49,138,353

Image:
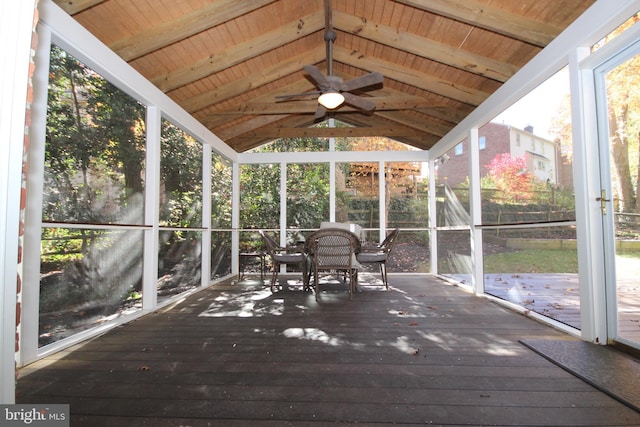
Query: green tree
45,45,146,224
87,78,145,197
240,163,280,229
605,52,640,213
45,46,99,222
211,154,232,228
286,162,330,228
160,120,203,227
550,16,640,214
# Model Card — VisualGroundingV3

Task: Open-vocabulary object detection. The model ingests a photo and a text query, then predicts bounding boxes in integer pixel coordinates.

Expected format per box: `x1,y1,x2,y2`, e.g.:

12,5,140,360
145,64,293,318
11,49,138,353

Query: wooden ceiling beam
54,0,106,15
334,114,440,147
394,0,561,47
351,85,471,124
110,0,277,61
333,46,489,105
333,10,517,83
332,97,443,138
227,116,314,152
415,105,473,123
182,47,326,113
151,12,326,92
230,137,271,153
333,105,441,140
216,115,291,140
223,106,444,151
375,111,452,137
199,78,319,128
226,113,440,152
231,126,426,139
220,110,445,152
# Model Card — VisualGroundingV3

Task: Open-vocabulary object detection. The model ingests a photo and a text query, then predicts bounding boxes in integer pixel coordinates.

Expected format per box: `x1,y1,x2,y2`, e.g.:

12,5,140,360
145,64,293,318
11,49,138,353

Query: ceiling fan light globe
318,91,344,109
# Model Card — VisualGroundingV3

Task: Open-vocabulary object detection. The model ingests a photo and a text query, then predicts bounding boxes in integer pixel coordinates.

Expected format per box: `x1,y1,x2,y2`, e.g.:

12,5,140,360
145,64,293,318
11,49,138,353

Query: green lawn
483,249,579,274
484,249,640,275
428,247,640,275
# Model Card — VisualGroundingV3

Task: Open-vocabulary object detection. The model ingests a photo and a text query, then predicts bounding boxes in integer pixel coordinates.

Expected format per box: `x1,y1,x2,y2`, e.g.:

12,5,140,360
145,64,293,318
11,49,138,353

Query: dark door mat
520,339,640,412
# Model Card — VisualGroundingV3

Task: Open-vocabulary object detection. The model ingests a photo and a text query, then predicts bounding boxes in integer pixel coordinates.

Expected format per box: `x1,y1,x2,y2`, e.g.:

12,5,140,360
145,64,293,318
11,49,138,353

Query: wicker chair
305,228,361,301
355,228,399,290
259,230,307,292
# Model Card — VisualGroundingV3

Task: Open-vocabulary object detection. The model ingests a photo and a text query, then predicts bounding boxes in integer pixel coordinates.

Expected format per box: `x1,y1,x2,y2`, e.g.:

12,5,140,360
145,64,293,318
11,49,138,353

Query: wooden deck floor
484,273,640,343
17,274,640,426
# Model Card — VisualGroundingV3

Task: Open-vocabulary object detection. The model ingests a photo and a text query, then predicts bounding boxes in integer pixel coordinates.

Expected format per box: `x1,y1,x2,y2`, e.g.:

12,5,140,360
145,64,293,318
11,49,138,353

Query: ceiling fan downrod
324,28,336,76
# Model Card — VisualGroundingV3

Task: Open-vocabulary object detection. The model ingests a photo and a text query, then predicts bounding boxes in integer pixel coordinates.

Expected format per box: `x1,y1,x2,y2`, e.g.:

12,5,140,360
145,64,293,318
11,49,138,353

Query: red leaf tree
487,153,535,202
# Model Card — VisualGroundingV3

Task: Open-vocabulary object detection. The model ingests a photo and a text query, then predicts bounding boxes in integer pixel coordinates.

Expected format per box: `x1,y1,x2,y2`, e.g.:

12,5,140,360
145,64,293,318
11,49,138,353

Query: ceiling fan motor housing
324,29,337,43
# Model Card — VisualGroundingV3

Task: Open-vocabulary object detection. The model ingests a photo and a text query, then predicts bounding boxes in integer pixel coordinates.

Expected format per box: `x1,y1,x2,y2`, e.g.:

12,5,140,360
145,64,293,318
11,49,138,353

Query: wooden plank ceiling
53,0,595,152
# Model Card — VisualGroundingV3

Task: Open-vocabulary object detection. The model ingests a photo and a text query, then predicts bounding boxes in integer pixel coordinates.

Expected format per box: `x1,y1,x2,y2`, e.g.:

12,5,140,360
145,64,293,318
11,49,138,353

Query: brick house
436,122,567,187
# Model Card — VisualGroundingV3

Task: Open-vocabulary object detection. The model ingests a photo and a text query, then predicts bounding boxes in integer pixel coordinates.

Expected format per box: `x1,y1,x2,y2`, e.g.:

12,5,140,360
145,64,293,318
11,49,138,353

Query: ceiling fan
276,0,384,120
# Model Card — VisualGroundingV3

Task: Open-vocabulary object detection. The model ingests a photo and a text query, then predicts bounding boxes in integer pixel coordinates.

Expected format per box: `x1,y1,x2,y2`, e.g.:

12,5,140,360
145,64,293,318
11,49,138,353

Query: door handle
596,189,610,215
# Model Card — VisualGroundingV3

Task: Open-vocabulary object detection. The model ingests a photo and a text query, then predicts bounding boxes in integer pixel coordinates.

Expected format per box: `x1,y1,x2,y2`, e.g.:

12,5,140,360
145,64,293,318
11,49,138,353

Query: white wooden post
0,0,38,403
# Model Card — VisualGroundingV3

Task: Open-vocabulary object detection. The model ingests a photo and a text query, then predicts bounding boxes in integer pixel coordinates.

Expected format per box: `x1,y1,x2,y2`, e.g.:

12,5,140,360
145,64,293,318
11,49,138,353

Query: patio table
238,251,266,281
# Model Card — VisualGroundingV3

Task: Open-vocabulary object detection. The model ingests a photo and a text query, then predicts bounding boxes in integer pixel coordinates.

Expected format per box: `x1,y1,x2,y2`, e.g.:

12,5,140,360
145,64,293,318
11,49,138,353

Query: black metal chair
259,230,307,292
355,228,399,290
305,228,361,301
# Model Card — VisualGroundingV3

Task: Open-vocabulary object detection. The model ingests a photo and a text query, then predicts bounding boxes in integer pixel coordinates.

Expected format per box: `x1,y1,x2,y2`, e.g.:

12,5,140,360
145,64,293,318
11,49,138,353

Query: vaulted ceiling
52,0,595,152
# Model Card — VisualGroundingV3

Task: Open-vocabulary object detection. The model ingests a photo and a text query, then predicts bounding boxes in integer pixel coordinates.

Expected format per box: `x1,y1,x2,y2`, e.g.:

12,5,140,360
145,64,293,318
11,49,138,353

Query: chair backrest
306,228,361,269
320,221,362,238
259,230,281,255
380,228,400,252
314,235,352,269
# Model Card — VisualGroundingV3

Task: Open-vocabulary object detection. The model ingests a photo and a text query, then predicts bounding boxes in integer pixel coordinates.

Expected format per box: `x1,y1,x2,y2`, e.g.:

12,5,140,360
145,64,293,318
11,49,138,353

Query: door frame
578,19,640,347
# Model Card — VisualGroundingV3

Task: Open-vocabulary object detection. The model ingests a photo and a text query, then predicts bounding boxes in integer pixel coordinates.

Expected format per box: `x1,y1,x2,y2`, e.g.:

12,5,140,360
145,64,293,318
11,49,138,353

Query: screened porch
3,0,640,421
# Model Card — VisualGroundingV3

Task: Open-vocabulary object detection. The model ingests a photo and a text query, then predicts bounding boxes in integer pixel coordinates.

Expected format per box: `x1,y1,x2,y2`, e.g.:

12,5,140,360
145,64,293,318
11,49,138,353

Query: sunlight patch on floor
282,327,366,349
199,288,284,317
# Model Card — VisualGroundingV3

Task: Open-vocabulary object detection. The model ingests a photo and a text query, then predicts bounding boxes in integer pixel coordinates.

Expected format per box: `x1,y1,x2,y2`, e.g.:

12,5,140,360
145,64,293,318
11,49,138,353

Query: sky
491,67,570,140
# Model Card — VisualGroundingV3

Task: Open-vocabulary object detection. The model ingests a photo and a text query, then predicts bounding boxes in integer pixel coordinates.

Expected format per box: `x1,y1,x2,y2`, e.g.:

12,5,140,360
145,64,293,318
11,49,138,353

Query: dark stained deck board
17,275,640,426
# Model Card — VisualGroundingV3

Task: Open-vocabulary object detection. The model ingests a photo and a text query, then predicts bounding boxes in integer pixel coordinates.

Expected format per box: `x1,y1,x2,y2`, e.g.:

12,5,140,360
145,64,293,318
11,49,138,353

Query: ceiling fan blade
314,104,327,120
275,91,322,100
340,71,384,92
303,64,330,90
342,92,376,112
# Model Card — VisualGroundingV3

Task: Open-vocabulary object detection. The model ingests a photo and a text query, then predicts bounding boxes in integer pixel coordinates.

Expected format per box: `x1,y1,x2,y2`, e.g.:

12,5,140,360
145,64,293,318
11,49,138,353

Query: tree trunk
608,105,635,212
635,131,640,215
